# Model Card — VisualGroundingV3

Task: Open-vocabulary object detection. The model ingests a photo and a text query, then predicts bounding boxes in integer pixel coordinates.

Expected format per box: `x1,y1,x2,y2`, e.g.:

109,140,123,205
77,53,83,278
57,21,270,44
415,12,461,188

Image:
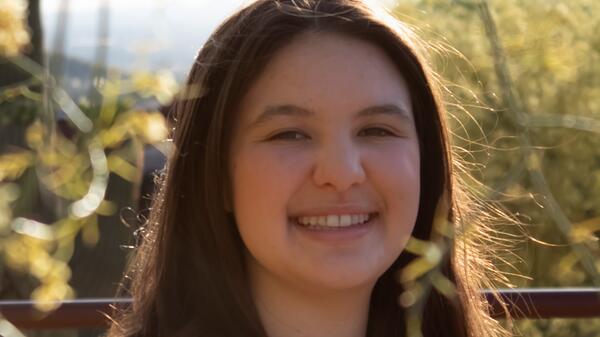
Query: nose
312,137,366,191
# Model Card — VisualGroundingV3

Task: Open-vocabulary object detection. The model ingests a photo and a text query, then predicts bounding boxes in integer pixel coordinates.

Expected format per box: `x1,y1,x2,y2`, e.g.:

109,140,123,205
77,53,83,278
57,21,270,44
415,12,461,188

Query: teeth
296,213,372,228
326,215,339,227
340,215,351,226
318,216,327,226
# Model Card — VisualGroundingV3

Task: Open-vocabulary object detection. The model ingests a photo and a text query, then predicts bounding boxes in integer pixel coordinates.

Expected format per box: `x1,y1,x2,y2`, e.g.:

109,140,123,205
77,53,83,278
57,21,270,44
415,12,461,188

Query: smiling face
229,32,421,294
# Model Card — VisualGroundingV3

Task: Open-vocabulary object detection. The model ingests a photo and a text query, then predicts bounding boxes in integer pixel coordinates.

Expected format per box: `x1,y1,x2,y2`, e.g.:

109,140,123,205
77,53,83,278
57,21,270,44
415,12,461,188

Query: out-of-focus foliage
393,0,600,335
0,81,169,308
131,70,178,105
0,3,171,330
0,0,30,57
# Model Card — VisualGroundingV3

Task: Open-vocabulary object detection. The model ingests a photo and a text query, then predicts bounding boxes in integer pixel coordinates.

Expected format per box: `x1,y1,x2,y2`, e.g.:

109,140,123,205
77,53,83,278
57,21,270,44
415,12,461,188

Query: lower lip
291,214,377,243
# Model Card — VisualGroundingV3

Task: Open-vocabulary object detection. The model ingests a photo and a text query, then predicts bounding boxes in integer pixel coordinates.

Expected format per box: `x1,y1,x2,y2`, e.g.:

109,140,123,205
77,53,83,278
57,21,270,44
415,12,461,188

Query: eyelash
267,127,398,141
357,127,397,137
267,130,309,141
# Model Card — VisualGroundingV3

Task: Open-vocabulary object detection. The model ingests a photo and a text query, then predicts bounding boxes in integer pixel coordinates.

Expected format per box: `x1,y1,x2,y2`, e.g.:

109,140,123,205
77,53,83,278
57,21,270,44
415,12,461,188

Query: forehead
237,31,413,124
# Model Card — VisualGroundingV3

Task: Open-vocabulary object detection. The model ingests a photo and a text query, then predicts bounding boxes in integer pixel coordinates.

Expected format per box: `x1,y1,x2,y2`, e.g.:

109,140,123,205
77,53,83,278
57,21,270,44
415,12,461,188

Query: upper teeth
296,214,371,227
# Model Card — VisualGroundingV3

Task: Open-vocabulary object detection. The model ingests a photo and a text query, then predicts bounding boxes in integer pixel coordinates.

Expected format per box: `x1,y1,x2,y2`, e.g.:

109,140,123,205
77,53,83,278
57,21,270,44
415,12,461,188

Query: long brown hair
107,1,511,336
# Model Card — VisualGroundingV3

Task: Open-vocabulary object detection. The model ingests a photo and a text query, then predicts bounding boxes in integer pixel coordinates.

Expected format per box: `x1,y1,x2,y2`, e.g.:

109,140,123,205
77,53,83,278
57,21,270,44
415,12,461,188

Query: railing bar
1,288,599,330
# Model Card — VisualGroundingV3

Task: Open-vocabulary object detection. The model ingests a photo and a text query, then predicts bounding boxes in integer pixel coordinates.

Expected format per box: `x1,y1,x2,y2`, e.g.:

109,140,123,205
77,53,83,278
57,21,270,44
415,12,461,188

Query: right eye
267,130,309,141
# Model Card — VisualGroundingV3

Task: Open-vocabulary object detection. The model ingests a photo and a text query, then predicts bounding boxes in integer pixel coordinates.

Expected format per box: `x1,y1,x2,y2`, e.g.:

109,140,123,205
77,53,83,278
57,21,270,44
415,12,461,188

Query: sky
41,0,397,78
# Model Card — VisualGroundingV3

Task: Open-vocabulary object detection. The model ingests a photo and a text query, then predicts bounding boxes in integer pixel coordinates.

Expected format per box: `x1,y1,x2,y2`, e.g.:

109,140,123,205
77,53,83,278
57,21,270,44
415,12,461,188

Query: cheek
231,145,312,232
365,143,420,240
366,142,420,196
231,146,314,279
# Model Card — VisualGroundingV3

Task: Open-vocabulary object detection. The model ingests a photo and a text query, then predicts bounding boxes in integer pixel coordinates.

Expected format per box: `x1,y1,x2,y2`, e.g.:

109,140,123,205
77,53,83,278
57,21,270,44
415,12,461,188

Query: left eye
358,127,396,137
267,130,309,141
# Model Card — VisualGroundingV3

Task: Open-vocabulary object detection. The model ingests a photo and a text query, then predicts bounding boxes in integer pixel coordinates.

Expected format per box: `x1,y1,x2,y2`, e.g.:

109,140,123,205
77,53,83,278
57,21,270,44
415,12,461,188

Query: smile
293,213,377,229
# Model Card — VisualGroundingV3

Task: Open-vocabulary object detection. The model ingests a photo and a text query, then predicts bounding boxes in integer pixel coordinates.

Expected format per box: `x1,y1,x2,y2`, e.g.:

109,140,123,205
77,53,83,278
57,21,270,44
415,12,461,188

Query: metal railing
1,288,599,330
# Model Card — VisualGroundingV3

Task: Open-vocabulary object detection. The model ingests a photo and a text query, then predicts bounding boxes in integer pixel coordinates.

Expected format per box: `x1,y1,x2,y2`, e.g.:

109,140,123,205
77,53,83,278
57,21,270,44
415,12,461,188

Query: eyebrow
249,103,412,128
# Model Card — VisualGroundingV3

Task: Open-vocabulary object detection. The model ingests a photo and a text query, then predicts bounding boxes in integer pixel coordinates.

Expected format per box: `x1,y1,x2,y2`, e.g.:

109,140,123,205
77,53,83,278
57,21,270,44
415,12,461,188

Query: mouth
290,212,379,231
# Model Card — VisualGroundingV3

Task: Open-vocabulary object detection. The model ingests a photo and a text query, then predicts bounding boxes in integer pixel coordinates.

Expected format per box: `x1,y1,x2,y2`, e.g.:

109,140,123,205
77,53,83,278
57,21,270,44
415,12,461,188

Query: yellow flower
131,70,178,104
0,150,33,182
0,0,31,57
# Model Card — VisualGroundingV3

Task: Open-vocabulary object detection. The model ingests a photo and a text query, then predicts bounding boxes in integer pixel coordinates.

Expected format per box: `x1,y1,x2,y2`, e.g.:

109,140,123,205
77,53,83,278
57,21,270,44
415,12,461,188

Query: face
229,32,420,294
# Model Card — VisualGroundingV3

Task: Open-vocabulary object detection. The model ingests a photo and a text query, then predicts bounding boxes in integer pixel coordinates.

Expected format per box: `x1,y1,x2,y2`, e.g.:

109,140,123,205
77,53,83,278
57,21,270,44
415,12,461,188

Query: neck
250,265,373,337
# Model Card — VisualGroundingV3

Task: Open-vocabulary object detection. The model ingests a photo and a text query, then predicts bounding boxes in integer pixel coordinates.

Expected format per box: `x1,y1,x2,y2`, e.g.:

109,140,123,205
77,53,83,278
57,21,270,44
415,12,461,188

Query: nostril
312,150,366,191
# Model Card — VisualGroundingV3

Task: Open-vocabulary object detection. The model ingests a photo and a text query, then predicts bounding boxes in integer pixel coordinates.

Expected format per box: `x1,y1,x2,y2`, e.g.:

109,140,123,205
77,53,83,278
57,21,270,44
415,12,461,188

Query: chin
301,266,383,293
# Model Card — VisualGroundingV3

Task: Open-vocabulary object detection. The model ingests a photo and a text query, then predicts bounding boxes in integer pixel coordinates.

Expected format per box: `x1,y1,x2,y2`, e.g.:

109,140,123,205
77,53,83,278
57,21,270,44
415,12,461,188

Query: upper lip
289,205,378,217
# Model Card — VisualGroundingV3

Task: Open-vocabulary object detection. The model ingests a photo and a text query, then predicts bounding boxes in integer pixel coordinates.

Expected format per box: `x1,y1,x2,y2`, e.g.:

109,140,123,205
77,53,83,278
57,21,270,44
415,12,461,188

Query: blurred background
0,0,599,336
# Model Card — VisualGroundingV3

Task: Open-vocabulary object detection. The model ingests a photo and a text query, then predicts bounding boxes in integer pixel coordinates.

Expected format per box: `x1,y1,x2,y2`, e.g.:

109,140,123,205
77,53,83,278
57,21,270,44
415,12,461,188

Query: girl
108,1,511,336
